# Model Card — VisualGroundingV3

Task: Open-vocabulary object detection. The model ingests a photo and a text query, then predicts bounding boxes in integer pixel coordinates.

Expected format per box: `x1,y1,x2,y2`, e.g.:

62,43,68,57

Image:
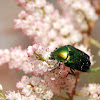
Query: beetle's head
49,52,56,60
49,46,69,61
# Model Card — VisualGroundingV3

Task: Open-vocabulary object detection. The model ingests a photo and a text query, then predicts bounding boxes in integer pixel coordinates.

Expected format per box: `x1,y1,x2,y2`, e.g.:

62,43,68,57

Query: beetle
49,45,91,76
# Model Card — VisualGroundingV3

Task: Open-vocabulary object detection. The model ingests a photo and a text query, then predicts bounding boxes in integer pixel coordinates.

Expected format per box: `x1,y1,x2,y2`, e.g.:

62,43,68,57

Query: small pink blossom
80,83,100,100
16,75,54,100
0,44,56,75
44,66,76,95
5,90,42,100
18,10,27,19
0,84,3,90
0,49,10,65
22,85,32,96
56,0,99,32
14,0,83,49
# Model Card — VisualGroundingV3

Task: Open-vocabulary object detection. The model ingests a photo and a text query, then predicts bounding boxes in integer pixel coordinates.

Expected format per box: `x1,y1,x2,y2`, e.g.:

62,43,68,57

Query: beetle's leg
50,61,61,71
66,72,72,77
66,68,76,77
54,61,61,67
58,62,61,69
70,68,76,76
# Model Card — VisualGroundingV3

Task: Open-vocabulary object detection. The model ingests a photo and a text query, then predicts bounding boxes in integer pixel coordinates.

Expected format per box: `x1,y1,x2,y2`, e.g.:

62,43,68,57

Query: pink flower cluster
56,0,99,32
0,84,3,91
0,43,94,74
0,44,78,95
44,67,76,95
80,83,100,100
0,47,27,69
27,43,57,75
0,44,57,74
14,0,83,50
5,68,76,100
5,76,53,100
89,0,100,14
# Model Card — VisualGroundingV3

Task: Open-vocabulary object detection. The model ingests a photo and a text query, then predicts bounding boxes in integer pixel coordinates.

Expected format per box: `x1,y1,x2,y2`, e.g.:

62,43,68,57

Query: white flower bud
0,84,3,90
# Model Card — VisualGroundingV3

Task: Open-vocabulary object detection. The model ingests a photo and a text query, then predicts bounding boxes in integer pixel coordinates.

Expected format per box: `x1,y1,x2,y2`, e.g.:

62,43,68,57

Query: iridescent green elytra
50,45,91,75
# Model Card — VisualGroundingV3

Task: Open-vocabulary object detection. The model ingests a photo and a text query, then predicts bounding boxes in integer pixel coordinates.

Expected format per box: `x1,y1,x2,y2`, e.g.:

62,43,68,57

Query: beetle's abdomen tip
81,61,91,72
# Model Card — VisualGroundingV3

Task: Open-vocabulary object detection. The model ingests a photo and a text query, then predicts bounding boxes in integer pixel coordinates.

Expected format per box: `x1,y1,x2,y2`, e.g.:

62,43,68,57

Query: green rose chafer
50,45,91,75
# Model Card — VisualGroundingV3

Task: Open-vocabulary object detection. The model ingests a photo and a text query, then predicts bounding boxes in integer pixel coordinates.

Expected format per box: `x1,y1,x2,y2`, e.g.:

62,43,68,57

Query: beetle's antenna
58,62,61,69
70,68,76,76
66,72,72,77
50,61,61,72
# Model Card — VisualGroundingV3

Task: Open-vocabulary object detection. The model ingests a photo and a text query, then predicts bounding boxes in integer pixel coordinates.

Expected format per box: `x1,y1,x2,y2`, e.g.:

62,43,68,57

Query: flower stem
89,67,100,72
54,94,68,100
89,38,100,49
66,72,80,100
34,51,45,61
0,91,6,100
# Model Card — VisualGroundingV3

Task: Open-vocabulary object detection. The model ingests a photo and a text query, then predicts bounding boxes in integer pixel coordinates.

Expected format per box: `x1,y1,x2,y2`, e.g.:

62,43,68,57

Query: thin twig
66,72,80,100
54,94,69,100
73,72,79,95
34,51,45,61
89,38,100,49
0,92,6,100
89,67,100,72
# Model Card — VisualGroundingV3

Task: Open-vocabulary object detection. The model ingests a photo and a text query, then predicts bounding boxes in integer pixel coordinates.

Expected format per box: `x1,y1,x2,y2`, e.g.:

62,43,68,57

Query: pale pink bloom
21,61,34,74
43,90,54,100
8,47,28,69
44,4,54,14
30,76,42,86
0,44,56,74
56,0,99,32
97,86,100,94
89,0,100,14
16,81,24,89
32,60,48,75
90,94,99,99
88,84,98,94
80,83,100,100
5,91,42,100
44,66,76,95
16,0,26,6
5,91,22,100
22,85,32,96
25,1,36,12
18,10,27,19
27,43,51,60
14,0,83,49
0,49,10,65
34,86,45,94
14,19,29,30
0,84,3,90
70,31,83,44
34,0,46,8
17,76,30,88
16,75,54,100
48,29,57,39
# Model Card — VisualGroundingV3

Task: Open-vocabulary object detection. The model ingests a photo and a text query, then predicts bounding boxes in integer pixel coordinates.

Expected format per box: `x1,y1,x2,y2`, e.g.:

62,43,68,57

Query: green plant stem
66,72,80,100
89,67,100,72
54,94,68,100
0,92,6,100
34,51,45,61
89,38,100,49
